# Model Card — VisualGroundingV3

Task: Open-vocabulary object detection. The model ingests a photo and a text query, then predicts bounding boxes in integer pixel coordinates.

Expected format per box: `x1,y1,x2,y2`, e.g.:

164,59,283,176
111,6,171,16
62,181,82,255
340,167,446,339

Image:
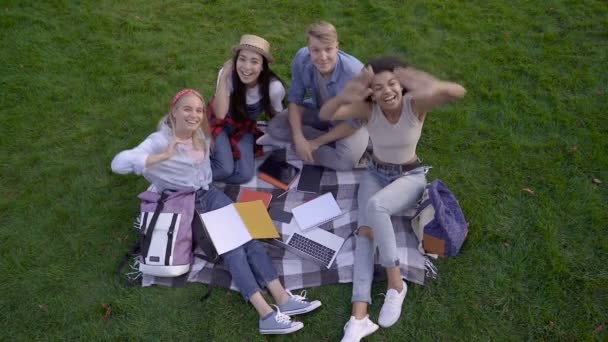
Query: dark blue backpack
411,180,468,257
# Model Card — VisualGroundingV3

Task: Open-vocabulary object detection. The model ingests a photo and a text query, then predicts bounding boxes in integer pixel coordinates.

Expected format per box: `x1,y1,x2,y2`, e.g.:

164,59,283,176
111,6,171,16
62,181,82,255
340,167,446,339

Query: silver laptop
270,227,346,269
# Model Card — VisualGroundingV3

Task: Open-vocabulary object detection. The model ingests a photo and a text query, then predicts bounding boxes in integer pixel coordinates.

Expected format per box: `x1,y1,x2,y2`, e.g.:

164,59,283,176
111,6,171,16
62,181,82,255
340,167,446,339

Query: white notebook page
200,205,251,255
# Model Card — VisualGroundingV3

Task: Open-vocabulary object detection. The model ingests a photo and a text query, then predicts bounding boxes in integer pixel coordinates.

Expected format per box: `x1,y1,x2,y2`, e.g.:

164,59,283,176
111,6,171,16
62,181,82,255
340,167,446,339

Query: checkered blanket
140,157,437,290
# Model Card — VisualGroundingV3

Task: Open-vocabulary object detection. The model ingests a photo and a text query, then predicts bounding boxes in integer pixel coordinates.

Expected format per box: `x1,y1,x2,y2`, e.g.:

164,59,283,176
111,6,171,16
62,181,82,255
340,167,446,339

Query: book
238,189,272,208
297,165,323,193
291,192,344,231
257,150,300,191
199,200,279,255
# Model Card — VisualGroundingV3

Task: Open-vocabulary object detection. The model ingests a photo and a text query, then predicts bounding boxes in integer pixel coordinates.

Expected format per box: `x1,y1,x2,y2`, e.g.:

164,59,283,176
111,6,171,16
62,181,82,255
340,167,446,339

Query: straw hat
232,34,274,63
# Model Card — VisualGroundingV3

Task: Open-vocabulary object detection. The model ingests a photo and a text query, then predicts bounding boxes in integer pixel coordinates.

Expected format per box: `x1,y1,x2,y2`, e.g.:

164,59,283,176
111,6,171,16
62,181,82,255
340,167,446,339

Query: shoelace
286,289,309,303
379,290,401,306
271,305,292,324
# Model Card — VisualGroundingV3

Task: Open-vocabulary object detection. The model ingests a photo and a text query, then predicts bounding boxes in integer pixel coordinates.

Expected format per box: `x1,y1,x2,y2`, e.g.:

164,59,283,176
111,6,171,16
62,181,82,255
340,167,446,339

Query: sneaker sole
363,324,380,338
260,322,304,335
378,314,401,328
281,301,322,316
342,323,379,342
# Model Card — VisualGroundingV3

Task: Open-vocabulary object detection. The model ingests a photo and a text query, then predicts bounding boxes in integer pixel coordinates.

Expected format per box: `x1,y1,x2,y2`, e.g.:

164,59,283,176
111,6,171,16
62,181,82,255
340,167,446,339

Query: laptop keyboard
288,233,336,267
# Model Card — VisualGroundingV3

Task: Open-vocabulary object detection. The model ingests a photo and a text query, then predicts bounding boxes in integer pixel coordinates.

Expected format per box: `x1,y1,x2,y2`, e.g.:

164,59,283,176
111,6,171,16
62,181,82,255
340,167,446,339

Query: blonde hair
158,93,211,153
306,21,338,44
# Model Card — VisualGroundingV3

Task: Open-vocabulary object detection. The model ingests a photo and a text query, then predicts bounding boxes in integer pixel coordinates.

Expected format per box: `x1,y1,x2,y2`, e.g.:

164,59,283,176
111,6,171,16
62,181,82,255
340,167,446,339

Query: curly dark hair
366,56,409,73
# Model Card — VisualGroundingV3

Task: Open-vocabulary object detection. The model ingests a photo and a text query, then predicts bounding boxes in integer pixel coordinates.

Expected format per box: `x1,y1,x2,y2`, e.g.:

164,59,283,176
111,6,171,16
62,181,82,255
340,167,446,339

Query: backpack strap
140,192,170,258
191,211,231,301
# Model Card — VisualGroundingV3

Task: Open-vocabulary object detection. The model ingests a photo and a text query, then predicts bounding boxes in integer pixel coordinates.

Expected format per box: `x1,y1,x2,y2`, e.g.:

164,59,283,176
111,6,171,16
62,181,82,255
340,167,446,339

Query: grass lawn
1,0,607,340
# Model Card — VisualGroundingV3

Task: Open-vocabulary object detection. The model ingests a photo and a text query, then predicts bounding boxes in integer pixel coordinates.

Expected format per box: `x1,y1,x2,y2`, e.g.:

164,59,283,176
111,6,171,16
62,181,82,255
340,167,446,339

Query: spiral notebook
291,192,344,231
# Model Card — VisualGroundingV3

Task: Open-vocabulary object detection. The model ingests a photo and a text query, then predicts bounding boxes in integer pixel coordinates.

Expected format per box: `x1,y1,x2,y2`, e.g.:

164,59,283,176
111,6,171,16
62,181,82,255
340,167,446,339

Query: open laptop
269,224,347,269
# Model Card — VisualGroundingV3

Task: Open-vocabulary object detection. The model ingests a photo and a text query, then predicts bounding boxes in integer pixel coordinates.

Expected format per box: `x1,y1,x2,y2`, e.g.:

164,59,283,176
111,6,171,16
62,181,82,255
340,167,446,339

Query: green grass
1,0,607,340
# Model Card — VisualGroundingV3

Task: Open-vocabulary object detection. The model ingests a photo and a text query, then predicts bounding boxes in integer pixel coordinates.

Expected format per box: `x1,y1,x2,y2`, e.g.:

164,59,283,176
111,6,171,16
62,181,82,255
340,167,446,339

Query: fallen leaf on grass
503,242,511,248
102,304,112,321
522,188,535,195
593,323,606,333
592,178,602,184
38,304,48,313
576,120,586,127
569,145,577,152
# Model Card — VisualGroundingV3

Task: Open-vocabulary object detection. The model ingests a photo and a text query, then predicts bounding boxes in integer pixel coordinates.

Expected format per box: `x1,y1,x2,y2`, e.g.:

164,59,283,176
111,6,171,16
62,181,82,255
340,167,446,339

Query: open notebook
291,192,344,231
199,200,279,255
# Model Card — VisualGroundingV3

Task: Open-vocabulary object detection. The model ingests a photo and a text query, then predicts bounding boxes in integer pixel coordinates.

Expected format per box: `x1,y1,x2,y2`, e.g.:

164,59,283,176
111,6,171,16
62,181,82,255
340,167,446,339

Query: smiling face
171,94,205,135
308,36,339,77
235,49,264,87
371,71,404,113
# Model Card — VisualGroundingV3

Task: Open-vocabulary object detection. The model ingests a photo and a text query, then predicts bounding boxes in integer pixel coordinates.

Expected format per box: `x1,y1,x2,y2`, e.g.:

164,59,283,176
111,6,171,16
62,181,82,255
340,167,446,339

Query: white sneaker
340,315,379,342
378,280,408,328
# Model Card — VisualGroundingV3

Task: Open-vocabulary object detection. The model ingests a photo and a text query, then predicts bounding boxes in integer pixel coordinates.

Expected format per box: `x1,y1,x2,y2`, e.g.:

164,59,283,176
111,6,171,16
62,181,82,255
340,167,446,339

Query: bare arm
320,65,373,121
311,122,357,146
212,60,233,120
320,96,371,122
395,67,466,120
288,102,306,141
288,102,317,162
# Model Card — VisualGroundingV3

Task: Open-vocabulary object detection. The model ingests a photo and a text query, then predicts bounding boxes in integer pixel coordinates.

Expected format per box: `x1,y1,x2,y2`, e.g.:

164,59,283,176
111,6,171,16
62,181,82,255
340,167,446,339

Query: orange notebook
257,151,300,191
258,172,289,191
239,189,273,208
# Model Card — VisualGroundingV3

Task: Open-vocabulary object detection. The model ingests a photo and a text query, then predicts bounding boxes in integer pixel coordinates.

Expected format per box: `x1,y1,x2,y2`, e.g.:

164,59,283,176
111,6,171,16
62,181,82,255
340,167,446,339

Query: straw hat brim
232,44,274,63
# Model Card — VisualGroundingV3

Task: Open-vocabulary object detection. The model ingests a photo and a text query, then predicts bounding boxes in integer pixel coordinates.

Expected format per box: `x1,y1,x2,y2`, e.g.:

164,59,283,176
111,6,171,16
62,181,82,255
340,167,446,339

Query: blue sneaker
278,290,322,316
259,305,304,335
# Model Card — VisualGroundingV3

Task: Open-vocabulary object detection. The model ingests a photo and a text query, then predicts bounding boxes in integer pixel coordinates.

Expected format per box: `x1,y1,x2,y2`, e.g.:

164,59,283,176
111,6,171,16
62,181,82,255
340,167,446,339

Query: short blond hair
306,21,338,44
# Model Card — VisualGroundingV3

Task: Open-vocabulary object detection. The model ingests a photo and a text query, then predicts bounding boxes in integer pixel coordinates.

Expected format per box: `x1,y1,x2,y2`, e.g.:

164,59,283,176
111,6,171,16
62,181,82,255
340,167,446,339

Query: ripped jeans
351,163,428,304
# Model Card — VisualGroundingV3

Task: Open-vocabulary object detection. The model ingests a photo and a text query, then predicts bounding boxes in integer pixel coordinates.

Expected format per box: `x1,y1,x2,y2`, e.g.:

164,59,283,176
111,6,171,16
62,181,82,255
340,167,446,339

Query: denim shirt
288,47,363,109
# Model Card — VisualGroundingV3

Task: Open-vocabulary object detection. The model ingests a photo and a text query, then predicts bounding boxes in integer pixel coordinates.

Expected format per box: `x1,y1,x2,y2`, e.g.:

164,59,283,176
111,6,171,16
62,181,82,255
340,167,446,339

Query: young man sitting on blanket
264,21,369,171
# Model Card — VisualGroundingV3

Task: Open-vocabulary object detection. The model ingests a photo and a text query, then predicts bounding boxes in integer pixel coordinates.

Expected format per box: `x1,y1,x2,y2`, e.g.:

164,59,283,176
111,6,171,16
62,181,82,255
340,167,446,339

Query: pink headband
171,89,203,109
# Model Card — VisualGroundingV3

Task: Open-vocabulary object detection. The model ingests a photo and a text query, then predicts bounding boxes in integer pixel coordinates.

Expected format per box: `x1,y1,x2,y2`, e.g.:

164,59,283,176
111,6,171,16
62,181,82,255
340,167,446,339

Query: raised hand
394,67,466,117
145,139,180,167
164,138,179,158
394,67,438,95
340,65,374,103
221,59,233,80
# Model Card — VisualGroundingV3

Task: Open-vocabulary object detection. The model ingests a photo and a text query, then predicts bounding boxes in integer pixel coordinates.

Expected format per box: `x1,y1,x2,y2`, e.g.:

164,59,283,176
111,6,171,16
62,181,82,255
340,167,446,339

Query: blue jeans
195,186,278,301
210,130,255,184
351,164,427,304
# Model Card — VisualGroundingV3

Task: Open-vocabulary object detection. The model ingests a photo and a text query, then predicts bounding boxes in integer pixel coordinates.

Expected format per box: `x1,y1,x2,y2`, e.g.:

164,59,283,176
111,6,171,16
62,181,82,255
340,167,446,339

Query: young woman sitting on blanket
210,34,286,184
320,57,466,341
111,89,320,335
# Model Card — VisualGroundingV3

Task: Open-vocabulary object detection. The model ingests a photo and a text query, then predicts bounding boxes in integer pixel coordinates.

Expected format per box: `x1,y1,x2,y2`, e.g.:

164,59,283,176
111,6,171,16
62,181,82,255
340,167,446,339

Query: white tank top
366,95,423,164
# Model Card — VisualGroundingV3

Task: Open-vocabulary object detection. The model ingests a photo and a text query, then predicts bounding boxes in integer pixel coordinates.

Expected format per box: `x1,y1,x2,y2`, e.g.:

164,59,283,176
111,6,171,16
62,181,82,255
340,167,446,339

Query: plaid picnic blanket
141,158,437,290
